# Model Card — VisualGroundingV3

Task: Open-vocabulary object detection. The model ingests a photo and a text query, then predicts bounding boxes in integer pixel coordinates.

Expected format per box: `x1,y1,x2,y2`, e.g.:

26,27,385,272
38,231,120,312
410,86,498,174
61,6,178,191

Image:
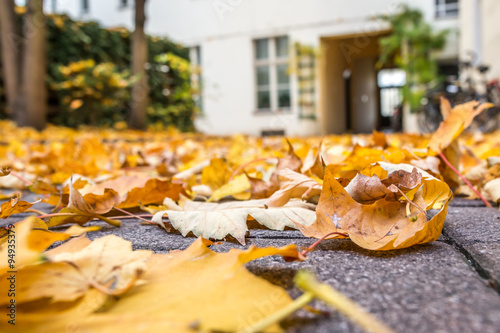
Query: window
190,46,203,111
435,0,459,18
378,69,405,117
254,36,291,111
82,0,89,13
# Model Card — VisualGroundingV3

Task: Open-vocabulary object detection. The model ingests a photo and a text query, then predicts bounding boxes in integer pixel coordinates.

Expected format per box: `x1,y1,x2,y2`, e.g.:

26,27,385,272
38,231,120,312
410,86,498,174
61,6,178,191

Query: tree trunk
0,0,21,118
129,0,149,130
18,0,47,130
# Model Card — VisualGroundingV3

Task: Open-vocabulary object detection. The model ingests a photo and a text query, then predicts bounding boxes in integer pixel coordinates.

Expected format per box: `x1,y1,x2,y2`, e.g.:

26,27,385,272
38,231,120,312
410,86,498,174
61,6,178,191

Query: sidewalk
4,196,500,333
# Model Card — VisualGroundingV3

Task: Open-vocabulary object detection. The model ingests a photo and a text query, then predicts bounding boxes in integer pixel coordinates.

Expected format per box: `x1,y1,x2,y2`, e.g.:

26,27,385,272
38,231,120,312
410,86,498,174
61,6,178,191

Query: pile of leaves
0,100,499,331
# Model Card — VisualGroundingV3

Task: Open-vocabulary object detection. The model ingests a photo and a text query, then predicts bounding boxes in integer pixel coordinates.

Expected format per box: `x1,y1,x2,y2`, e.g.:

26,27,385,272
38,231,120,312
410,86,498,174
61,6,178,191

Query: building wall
460,0,500,80
49,0,460,135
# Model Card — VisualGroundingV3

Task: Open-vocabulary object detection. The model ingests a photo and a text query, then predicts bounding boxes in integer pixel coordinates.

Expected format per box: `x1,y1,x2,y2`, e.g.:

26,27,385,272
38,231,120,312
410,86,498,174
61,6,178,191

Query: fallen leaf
0,237,302,333
247,172,279,199
0,167,10,176
208,173,251,202
117,178,185,209
484,178,500,203
266,168,322,207
429,100,493,154
275,139,303,175
153,198,316,244
296,163,452,250
0,195,35,218
201,157,232,190
0,217,48,275
301,141,325,179
0,235,151,304
46,180,120,227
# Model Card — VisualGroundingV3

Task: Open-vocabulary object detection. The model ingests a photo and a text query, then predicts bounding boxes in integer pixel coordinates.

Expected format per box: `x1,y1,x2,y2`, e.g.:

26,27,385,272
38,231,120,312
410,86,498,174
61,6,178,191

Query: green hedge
0,11,196,131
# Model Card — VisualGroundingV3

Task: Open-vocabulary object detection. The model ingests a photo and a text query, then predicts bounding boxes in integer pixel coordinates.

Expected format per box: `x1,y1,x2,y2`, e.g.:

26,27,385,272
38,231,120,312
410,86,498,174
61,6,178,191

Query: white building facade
46,0,494,135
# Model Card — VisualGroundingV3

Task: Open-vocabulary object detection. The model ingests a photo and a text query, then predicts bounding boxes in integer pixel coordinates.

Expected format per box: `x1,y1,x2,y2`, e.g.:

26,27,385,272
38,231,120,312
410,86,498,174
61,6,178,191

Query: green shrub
0,11,196,130
50,59,134,127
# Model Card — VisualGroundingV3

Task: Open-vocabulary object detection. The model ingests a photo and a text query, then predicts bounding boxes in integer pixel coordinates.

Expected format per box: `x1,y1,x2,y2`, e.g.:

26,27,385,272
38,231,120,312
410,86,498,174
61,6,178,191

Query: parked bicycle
418,52,500,133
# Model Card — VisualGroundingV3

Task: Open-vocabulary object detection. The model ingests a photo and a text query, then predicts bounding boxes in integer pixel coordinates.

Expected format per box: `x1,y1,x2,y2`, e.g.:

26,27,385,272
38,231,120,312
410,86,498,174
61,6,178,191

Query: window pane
258,91,271,109
255,39,269,59
256,66,270,86
276,36,289,58
278,89,291,108
445,8,458,16
445,0,457,4
277,64,290,85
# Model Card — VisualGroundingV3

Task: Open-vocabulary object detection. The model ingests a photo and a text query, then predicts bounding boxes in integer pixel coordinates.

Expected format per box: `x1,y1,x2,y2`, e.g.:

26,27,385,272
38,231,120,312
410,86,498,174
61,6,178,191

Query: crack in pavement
441,229,500,295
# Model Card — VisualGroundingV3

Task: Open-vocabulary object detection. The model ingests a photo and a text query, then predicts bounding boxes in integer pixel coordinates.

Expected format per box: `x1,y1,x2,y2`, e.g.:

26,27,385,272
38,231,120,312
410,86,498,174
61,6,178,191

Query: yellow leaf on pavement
0,235,151,305
0,236,302,333
209,173,251,202
296,163,452,250
429,100,493,154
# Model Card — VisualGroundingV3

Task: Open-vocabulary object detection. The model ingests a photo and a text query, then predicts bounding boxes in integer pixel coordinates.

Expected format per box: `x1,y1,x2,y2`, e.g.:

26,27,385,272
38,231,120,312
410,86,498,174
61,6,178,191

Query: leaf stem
238,292,315,333
295,271,394,333
112,206,152,224
229,157,276,181
438,151,492,207
301,231,349,257
96,215,121,227
394,187,427,221
37,213,78,219
9,170,33,186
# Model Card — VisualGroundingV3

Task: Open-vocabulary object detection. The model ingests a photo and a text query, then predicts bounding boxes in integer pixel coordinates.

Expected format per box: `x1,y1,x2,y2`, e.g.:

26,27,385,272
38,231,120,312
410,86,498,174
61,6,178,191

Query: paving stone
442,206,500,288
467,243,500,288
246,241,500,333
444,207,500,243
449,197,489,207
44,219,500,333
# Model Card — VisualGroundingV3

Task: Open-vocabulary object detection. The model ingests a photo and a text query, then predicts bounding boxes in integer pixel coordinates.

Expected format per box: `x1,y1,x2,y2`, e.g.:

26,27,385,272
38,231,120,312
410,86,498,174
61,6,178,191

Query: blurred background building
43,0,497,136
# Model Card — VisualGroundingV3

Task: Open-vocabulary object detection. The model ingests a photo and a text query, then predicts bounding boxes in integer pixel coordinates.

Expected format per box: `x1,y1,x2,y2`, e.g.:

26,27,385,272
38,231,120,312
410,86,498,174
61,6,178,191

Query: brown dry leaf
28,180,59,194
247,172,280,199
153,198,316,244
0,167,10,177
117,178,185,209
429,100,493,154
46,180,121,227
301,141,325,179
0,194,36,218
344,173,394,204
79,174,150,197
266,168,322,207
296,163,452,250
275,139,303,175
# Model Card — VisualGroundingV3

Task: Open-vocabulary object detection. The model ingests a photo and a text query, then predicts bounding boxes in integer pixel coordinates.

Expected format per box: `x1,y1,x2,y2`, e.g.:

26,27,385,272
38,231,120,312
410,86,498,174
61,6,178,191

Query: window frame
253,36,291,113
190,46,203,112
435,0,459,19
119,0,129,9
82,0,89,14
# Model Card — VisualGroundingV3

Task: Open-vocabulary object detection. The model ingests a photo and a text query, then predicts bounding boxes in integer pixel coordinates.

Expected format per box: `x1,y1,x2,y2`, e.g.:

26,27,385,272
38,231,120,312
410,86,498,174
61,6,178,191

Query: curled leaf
296,163,452,250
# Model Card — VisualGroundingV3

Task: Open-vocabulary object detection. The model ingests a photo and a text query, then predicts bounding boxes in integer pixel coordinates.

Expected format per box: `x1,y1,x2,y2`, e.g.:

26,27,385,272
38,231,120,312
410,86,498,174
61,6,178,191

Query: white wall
460,0,500,80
